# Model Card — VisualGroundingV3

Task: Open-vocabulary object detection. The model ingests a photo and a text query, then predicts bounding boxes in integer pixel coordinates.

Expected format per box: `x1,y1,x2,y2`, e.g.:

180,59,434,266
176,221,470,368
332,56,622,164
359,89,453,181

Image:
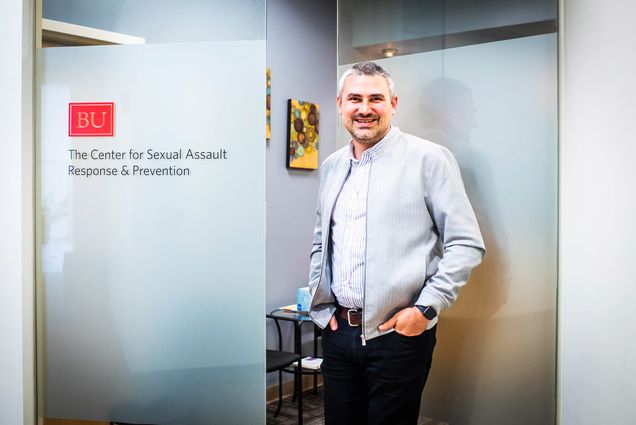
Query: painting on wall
266,68,271,141
287,99,319,170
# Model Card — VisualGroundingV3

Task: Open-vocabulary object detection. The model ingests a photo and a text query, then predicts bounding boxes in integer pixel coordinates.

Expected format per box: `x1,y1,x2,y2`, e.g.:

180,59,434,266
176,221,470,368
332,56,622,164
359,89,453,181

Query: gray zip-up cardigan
308,127,485,342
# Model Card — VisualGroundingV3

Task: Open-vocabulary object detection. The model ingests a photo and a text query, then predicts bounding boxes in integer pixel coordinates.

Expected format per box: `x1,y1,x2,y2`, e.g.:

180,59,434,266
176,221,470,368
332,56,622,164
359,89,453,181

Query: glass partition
338,1,558,424
36,1,266,424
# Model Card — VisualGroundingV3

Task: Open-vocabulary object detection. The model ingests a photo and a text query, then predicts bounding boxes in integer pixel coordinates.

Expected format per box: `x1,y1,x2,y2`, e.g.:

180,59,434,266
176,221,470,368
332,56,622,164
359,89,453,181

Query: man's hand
378,307,429,336
328,314,338,331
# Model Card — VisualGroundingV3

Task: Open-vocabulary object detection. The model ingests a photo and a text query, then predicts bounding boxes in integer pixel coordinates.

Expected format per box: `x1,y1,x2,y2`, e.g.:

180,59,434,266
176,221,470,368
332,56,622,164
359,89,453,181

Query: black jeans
321,315,437,425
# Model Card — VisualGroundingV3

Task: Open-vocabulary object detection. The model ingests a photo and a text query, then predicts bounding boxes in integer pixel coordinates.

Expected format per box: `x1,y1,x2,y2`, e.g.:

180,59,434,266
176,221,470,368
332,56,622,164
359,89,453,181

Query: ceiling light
382,48,398,58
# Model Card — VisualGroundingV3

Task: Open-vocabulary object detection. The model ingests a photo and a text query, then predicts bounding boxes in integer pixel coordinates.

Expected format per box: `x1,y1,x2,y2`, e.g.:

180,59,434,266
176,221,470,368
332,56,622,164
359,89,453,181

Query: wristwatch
415,305,437,320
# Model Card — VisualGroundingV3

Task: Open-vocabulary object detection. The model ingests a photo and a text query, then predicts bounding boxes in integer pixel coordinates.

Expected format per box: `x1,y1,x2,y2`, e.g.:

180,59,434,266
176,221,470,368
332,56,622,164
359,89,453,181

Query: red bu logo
68,102,115,137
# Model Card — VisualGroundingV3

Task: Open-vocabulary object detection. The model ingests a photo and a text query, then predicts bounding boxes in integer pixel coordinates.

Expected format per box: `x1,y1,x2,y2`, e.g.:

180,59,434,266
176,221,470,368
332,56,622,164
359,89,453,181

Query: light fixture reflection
382,48,398,58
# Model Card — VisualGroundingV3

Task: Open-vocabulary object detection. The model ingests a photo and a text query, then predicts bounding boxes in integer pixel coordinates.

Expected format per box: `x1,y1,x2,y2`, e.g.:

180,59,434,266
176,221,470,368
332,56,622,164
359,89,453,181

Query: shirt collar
348,126,391,163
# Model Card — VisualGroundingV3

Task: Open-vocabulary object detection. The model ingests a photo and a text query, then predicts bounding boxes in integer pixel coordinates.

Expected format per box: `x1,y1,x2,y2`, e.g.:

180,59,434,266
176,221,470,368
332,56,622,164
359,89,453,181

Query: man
308,62,485,425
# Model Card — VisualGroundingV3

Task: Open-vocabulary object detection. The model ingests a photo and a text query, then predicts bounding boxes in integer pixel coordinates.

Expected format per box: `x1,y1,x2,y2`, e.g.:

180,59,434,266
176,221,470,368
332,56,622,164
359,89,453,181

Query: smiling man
308,62,486,425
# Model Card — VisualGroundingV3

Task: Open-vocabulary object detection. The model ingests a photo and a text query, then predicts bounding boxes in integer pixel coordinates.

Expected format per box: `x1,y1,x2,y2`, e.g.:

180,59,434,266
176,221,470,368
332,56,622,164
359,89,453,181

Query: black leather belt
337,306,363,326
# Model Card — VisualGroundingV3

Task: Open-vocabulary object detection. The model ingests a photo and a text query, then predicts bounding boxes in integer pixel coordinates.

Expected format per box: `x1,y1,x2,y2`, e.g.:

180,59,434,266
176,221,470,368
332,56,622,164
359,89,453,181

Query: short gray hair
338,62,395,98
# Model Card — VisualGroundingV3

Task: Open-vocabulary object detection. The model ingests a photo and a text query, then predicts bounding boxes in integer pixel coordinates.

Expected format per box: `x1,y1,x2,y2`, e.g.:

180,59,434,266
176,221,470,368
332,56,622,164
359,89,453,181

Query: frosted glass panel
338,34,557,425
38,41,265,424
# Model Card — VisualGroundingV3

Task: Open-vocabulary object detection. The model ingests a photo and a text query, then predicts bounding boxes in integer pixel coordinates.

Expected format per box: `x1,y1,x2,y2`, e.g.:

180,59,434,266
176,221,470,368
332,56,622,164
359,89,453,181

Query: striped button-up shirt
329,138,386,308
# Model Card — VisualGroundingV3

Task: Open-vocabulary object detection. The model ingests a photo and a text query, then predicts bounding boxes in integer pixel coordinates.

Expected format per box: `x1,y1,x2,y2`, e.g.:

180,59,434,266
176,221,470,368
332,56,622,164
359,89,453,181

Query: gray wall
265,0,338,351
560,0,636,423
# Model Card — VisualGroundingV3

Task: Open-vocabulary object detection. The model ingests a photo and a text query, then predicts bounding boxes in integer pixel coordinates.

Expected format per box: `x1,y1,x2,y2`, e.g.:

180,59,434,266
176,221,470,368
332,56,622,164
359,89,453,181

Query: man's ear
336,96,342,114
391,96,398,114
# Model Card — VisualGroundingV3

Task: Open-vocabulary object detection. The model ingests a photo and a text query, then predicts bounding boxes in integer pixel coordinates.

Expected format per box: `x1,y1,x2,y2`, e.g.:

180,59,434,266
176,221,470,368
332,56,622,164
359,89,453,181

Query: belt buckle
347,308,360,327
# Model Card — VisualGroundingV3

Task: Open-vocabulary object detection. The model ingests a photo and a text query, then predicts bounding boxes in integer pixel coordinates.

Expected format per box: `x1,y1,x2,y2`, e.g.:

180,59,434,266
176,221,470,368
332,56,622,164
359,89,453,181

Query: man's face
338,74,398,145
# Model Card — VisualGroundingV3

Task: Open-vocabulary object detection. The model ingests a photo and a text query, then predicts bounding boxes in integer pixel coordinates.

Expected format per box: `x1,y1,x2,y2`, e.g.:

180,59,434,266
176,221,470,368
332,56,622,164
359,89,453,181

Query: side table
267,308,322,395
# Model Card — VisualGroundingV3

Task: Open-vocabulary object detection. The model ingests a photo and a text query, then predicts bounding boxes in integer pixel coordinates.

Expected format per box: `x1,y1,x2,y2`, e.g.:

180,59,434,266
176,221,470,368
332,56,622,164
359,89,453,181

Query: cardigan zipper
360,159,374,347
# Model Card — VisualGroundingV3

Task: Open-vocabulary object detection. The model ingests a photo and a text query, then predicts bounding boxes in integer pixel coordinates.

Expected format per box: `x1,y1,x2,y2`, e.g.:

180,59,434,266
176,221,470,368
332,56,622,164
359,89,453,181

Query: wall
265,0,337,350
559,0,636,423
0,0,35,424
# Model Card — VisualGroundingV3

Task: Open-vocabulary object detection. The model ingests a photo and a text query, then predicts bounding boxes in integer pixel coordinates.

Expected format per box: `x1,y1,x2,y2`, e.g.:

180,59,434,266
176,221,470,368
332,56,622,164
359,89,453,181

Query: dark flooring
266,387,450,425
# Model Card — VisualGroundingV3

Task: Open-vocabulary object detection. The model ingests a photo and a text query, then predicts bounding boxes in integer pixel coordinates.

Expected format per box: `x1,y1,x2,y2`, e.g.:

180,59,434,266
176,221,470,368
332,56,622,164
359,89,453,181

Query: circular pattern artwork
287,98,320,169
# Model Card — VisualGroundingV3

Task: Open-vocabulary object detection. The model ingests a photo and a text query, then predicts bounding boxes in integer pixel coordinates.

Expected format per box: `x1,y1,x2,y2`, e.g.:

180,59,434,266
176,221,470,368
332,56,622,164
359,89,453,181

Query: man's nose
358,100,371,114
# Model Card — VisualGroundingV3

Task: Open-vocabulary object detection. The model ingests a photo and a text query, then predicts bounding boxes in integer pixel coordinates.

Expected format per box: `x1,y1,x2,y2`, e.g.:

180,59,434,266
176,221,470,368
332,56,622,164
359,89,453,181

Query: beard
344,116,390,145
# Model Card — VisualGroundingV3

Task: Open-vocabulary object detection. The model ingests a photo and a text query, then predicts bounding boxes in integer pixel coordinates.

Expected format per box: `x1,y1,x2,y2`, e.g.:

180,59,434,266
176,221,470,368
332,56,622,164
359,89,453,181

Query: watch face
420,306,437,320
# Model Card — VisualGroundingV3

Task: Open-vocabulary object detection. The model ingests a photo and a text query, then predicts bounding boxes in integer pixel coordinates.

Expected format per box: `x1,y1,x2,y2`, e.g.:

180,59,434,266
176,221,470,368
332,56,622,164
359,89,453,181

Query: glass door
36,1,267,424
338,1,558,424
